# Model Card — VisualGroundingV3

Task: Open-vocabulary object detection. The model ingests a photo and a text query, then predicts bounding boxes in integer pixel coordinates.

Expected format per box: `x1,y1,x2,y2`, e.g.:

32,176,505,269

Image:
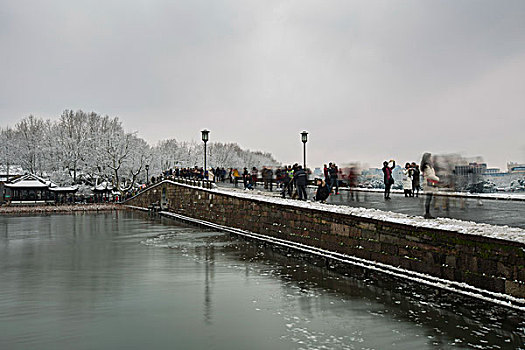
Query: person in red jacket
382,159,395,199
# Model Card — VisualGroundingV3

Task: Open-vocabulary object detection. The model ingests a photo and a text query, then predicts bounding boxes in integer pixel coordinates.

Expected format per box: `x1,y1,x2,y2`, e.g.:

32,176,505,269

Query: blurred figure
329,163,339,194
421,152,440,219
411,162,420,197
382,159,396,199
348,163,360,201
323,164,330,184
281,166,293,198
402,163,413,197
314,178,330,202
243,167,249,189
433,155,455,211
232,168,240,187
262,167,273,191
275,167,283,189
251,167,258,188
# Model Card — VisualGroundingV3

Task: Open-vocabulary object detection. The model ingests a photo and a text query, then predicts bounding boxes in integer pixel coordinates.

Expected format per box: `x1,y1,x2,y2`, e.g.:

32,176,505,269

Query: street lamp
301,131,308,170
145,164,150,185
201,129,210,178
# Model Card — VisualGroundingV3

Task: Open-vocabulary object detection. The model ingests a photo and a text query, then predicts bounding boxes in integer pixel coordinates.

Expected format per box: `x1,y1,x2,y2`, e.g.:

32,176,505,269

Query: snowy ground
342,187,525,201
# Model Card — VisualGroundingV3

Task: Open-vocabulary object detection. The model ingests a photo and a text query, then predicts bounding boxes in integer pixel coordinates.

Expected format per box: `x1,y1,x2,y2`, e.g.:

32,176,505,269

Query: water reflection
203,245,214,325
152,214,525,349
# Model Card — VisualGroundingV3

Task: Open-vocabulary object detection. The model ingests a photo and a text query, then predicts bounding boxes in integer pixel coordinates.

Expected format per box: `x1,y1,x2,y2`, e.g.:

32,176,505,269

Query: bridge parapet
125,180,525,305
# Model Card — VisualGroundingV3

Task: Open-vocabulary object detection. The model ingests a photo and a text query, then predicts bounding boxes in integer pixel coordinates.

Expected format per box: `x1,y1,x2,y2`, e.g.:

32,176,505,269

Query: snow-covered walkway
211,183,525,245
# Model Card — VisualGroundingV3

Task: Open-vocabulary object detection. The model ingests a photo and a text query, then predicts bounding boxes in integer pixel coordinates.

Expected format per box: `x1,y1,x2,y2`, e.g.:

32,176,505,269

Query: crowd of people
381,160,421,199
238,164,310,201
141,152,451,219
382,153,440,219
144,163,337,203
238,163,341,203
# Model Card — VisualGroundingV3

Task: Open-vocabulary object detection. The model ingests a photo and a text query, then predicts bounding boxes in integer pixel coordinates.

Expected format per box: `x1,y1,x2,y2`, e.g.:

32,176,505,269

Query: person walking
259,167,265,190
329,163,339,194
382,159,395,199
275,168,282,189
280,166,293,198
251,167,258,188
411,162,420,197
323,164,330,185
243,167,249,189
293,165,308,200
348,165,359,201
263,167,273,191
421,153,440,219
402,163,413,197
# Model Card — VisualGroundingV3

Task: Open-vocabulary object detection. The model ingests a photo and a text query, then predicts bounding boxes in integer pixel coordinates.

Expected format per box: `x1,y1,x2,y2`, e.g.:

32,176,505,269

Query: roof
4,174,53,189
49,186,79,192
92,182,114,192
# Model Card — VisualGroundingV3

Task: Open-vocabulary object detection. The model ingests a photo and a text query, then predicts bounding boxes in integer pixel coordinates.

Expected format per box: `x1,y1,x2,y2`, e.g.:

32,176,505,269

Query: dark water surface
1,212,524,350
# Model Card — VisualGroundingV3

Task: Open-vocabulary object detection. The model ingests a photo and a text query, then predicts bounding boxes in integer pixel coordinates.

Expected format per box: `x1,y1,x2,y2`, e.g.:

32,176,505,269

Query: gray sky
1,0,525,169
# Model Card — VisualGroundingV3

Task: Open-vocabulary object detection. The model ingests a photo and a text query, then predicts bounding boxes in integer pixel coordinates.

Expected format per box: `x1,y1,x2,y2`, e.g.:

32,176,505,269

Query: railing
123,177,216,203
168,177,215,189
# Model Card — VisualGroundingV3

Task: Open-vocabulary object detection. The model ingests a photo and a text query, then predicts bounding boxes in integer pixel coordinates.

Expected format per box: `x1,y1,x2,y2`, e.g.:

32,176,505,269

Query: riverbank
0,203,120,214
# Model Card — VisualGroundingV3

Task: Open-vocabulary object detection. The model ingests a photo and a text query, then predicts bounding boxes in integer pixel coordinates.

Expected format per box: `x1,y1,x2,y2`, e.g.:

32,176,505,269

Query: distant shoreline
0,203,120,214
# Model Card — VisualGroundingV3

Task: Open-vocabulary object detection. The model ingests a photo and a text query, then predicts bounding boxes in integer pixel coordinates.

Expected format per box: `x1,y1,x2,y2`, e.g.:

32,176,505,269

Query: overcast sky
1,0,524,169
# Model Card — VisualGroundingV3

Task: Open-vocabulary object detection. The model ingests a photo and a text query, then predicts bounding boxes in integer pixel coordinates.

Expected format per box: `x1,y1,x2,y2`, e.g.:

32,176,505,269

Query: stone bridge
124,179,525,309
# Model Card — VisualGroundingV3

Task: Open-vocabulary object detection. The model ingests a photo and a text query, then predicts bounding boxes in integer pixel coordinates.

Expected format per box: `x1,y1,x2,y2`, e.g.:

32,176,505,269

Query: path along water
217,182,525,229
0,211,524,349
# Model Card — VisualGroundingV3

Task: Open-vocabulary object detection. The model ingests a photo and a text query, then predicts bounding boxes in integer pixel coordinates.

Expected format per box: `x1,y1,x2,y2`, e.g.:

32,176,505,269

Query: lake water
0,211,524,349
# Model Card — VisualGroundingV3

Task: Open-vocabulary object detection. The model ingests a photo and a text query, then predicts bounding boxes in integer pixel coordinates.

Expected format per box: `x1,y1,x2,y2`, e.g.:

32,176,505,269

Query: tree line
0,110,279,190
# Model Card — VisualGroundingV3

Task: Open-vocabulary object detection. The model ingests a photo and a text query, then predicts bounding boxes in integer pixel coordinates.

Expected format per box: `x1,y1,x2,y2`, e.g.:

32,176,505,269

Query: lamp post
145,164,150,185
301,131,308,170
201,129,210,179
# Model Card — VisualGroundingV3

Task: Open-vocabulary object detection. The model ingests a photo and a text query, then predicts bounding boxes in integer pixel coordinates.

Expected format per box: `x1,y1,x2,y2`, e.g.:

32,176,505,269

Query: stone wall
126,181,525,299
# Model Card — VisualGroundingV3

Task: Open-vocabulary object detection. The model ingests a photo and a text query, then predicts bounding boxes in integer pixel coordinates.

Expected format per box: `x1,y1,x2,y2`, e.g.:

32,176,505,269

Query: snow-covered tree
14,115,49,175
1,110,281,188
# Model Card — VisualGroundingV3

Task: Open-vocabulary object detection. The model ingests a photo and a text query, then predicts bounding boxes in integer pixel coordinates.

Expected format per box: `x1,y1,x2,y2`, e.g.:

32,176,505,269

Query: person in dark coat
280,166,292,198
411,162,420,197
329,163,339,194
314,178,330,202
293,165,307,200
243,167,250,189
275,168,282,189
382,159,395,199
323,164,330,184
263,167,273,191
251,167,258,188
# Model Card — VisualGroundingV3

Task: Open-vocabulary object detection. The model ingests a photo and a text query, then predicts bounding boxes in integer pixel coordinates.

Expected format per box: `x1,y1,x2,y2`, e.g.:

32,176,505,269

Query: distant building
313,167,323,178
483,168,501,175
3,174,78,205
454,163,487,176
363,168,383,176
92,182,115,202
3,174,54,204
508,162,525,173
